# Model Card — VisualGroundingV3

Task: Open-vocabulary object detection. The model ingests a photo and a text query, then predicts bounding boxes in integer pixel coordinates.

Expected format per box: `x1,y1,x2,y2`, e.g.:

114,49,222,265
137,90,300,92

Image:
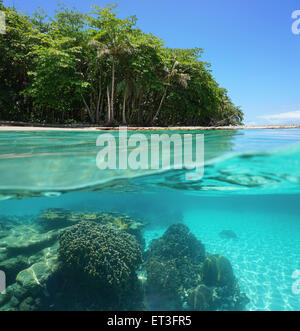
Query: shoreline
0,125,300,132
0,123,300,131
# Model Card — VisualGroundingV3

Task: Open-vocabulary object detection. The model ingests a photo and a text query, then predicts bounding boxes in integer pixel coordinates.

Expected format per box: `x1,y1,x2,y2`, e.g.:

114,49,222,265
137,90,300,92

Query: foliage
0,3,243,126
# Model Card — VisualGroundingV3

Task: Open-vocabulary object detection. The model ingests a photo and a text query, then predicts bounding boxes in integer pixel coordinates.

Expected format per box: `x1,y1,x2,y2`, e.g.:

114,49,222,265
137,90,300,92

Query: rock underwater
0,211,146,311
0,213,249,311
145,223,249,311
38,208,146,249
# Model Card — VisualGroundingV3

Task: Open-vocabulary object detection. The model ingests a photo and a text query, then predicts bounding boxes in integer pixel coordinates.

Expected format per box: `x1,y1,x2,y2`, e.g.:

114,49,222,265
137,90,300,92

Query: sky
3,0,300,125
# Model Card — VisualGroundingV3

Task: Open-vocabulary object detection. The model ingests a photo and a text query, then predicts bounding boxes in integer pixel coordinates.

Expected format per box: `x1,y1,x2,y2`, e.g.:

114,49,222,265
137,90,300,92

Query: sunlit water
0,129,300,311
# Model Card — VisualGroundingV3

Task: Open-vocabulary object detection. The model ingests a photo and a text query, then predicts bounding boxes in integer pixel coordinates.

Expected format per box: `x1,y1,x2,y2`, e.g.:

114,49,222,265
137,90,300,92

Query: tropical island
0,2,244,127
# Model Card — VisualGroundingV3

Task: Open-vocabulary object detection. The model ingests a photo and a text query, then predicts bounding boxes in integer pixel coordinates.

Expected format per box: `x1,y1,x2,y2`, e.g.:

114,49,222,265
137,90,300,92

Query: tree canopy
0,3,243,126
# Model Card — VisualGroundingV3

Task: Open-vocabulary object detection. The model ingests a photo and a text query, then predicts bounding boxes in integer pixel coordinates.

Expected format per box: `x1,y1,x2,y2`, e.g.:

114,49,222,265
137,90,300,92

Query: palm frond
97,48,112,57
88,39,101,47
177,73,191,88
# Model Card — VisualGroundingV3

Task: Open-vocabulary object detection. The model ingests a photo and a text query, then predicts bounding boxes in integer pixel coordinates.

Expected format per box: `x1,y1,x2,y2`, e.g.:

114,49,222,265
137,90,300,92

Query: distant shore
0,121,300,131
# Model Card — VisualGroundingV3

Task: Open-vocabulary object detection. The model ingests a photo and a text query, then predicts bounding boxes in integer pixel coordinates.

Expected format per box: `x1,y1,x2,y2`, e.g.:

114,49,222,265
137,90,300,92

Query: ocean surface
0,129,300,311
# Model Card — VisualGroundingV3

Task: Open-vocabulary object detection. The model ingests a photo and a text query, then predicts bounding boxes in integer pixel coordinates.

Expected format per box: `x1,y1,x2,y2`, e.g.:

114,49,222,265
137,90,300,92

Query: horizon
3,0,300,126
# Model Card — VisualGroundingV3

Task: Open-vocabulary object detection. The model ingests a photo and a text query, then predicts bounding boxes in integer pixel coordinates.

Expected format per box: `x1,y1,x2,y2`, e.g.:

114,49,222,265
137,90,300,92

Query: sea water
0,129,300,311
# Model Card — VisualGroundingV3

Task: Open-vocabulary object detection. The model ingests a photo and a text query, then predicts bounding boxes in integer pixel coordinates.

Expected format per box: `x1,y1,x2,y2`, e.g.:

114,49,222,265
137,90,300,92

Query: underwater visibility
0,129,300,311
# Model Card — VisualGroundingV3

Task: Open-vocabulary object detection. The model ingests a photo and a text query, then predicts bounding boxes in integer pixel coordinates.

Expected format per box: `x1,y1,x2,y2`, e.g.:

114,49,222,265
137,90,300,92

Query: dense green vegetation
0,2,243,126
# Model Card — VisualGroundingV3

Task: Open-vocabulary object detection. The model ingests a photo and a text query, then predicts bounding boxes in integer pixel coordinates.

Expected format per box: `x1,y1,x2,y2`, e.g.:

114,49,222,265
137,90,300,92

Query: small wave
0,142,299,198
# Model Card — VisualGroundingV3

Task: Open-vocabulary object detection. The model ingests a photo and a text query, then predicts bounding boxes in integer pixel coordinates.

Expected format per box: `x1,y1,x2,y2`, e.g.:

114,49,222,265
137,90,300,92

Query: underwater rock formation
202,254,235,287
16,259,58,295
0,218,14,238
0,243,59,311
0,215,249,311
0,256,29,286
3,228,59,257
145,223,249,311
145,259,183,308
38,209,146,249
187,284,213,310
37,208,75,230
146,223,206,263
0,219,61,286
0,213,147,311
145,223,205,309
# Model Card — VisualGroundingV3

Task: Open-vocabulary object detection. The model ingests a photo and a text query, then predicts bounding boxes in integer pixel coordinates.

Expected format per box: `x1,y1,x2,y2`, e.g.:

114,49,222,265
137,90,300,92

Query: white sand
1,124,300,131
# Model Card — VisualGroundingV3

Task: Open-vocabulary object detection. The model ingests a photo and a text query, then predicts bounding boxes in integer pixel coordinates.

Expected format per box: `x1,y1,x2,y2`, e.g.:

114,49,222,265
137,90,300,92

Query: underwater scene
0,129,300,311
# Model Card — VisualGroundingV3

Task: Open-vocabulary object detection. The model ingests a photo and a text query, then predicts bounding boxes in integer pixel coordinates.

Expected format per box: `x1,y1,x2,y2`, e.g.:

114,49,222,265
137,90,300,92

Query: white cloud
259,110,300,124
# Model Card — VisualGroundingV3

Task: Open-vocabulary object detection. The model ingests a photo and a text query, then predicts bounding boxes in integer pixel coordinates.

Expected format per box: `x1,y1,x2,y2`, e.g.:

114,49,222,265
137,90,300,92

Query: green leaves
0,3,243,126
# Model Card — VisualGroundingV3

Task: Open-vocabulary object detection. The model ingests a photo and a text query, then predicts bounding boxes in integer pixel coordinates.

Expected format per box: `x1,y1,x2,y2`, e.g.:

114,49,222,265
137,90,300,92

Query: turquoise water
0,129,300,311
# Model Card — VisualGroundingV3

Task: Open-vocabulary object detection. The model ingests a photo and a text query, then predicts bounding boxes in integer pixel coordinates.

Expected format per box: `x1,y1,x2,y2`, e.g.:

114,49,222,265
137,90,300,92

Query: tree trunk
137,90,143,125
99,95,104,122
122,91,127,125
152,86,168,124
81,94,95,123
111,57,115,122
96,67,102,124
106,86,111,124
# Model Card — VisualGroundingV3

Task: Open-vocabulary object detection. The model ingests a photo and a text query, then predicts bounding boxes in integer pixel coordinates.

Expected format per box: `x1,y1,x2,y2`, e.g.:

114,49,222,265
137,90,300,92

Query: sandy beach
1,122,300,131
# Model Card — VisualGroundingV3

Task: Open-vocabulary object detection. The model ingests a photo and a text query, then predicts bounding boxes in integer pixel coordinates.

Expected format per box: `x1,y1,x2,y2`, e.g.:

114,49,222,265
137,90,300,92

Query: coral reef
58,221,142,289
0,219,144,311
55,221,144,309
202,254,235,287
38,209,146,249
37,209,74,230
0,213,147,311
146,223,206,263
145,223,205,309
145,223,249,311
0,215,249,311
187,284,213,310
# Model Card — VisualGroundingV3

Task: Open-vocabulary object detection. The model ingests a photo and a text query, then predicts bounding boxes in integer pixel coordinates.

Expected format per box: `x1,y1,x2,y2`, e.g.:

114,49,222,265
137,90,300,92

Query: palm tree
152,60,190,125
89,38,135,125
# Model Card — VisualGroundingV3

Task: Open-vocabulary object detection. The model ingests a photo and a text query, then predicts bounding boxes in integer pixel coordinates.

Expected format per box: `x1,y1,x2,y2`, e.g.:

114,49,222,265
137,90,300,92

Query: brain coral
58,221,142,289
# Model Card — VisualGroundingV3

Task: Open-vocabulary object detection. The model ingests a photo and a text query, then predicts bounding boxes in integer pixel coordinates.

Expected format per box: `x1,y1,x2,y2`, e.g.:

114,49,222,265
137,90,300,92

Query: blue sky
4,0,300,125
